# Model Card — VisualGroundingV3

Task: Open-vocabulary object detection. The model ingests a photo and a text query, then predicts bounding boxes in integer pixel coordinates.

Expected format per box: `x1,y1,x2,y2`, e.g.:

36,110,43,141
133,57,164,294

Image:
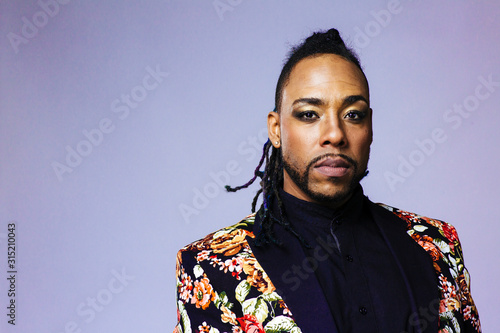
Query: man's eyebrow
342,95,370,107
291,95,369,108
342,95,369,107
291,97,325,107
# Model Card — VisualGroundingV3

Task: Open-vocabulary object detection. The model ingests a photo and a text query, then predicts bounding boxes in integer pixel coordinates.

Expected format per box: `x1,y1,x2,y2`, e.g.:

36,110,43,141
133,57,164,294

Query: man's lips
313,157,352,178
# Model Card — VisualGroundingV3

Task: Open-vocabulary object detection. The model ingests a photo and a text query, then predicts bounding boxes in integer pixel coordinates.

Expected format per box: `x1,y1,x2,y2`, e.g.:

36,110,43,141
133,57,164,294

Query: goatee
282,152,368,207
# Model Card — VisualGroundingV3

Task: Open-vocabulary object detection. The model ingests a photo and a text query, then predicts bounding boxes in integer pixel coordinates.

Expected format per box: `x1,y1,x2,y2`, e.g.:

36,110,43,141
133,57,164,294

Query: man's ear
267,111,281,148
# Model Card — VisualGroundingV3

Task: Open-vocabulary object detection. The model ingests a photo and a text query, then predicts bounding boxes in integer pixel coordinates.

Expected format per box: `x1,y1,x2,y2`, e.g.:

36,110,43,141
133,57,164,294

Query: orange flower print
420,216,442,229
191,277,215,310
457,274,471,301
211,229,249,256
278,300,293,316
439,275,460,312
412,234,442,261
197,250,211,262
221,304,238,325
242,257,275,293
184,232,216,252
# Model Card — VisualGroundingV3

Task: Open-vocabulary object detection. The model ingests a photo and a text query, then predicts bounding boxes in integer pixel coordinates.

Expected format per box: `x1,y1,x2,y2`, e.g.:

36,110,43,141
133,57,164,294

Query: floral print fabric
175,216,299,333
174,206,481,333
382,205,481,333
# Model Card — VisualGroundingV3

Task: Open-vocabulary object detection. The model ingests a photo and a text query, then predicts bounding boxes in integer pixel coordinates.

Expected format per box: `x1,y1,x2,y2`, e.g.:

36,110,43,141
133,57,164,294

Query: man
174,29,481,332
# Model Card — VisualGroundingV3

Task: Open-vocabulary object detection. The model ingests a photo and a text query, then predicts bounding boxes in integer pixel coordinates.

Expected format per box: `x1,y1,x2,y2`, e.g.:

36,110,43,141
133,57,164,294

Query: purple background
1,1,499,331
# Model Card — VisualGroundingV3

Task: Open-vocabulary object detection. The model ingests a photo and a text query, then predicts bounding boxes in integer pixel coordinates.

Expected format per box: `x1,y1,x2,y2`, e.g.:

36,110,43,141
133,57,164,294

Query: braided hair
225,28,367,246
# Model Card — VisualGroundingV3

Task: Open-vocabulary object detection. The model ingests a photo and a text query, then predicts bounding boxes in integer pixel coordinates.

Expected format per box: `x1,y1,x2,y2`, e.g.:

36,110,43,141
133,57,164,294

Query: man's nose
319,117,346,148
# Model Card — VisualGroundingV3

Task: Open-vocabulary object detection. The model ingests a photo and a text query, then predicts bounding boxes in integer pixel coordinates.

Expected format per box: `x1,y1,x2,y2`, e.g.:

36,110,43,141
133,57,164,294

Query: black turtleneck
277,186,414,332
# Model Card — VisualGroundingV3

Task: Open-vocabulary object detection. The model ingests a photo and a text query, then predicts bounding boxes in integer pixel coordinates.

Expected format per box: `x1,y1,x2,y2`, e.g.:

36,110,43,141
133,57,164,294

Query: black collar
278,185,366,231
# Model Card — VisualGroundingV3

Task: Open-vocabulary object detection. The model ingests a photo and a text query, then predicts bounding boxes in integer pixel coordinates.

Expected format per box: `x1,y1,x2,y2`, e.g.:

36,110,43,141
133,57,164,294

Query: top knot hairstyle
275,28,366,113
225,28,367,246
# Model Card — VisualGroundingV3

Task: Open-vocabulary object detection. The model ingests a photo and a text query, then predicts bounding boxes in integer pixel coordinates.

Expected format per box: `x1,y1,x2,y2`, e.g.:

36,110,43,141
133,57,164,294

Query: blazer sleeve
451,226,481,333
174,248,236,333
173,226,301,333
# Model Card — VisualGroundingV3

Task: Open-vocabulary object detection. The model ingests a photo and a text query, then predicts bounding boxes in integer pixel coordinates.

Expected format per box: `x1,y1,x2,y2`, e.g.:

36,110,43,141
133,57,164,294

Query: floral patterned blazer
174,201,481,333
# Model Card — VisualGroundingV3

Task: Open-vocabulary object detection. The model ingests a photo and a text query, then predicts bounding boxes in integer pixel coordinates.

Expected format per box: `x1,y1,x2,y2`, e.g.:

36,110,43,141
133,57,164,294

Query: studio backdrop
1,1,499,331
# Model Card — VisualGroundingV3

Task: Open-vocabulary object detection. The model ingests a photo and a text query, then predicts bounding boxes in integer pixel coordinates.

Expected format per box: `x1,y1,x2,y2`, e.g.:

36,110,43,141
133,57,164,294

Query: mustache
307,153,358,170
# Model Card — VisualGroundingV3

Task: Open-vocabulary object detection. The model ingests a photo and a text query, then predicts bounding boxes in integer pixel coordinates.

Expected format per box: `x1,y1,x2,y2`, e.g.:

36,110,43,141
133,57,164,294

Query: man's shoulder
374,202,460,244
374,203,481,331
178,213,257,257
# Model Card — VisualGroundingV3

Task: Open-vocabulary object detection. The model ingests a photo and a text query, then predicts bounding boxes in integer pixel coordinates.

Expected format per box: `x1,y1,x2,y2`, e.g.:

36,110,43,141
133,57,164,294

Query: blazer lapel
368,201,439,333
245,200,439,332
247,214,338,333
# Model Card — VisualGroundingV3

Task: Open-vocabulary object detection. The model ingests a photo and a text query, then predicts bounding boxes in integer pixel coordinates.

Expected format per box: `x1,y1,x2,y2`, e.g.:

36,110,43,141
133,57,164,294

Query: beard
282,151,368,207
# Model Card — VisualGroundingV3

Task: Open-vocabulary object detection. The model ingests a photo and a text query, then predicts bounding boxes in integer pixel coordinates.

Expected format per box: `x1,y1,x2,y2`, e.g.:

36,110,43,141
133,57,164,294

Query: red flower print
412,234,442,261
178,272,193,303
224,256,244,278
236,314,265,333
464,305,472,320
441,223,458,243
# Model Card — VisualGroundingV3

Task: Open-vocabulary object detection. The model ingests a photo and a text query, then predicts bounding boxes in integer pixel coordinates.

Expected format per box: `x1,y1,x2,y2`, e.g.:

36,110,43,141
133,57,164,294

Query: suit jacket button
359,306,367,315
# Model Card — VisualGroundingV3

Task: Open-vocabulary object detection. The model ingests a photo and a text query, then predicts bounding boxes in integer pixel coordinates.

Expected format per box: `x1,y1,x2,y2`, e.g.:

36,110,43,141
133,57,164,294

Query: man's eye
345,111,366,121
298,111,317,120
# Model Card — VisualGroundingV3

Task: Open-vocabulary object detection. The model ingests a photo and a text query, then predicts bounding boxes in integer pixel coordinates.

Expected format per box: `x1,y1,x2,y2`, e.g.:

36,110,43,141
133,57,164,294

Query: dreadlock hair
225,28,367,246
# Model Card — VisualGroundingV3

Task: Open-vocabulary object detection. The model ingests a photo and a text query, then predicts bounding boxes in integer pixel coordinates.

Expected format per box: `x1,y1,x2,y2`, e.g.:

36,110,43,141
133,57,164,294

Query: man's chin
306,184,354,207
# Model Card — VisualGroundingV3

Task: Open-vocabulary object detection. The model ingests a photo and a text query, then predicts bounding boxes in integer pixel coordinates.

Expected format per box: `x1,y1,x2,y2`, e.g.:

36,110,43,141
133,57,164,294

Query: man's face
268,54,372,207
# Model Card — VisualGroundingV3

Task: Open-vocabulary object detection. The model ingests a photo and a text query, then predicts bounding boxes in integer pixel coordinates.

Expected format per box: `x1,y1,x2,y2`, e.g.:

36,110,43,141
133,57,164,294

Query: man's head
226,28,372,244
268,29,372,208
274,28,368,113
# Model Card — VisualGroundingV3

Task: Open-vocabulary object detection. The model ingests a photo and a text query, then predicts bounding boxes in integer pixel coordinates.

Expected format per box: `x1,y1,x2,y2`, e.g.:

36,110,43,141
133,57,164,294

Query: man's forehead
283,54,369,105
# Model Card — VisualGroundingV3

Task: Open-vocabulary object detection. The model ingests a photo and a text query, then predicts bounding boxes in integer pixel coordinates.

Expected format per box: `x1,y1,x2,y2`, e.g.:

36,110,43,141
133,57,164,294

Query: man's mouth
313,156,352,178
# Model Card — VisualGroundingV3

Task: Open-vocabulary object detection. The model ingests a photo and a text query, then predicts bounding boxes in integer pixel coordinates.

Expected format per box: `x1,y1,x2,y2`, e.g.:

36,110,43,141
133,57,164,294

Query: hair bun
325,28,341,41
306,28,344,46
